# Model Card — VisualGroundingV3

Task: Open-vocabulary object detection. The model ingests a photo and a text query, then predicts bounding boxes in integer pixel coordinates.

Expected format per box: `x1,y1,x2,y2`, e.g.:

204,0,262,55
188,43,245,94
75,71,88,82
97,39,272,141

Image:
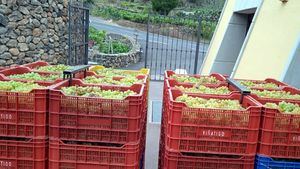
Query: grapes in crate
176,94,244,110
35,64,71,72
8,72,60,81
170,75,219,84
239,80,278,89
95,68,145,77
265,101,300,114
0,81,45,92
83,76,143,86
61,86,137,99
175,85,230,95
251,90,300,100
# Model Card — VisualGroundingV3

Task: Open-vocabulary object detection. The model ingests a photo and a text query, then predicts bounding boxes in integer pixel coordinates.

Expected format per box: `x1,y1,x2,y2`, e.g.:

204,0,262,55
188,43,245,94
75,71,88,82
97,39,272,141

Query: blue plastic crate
256,154,300,169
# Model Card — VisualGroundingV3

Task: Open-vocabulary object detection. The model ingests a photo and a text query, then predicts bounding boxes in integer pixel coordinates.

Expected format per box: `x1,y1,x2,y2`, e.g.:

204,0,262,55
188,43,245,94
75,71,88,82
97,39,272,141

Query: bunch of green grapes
251,90,300,100
176,94,244,110
119,76,143,85
83,76,143,86
265,101,300,114
8,72,60,81
175,85,230,94
95,68,142,77
240,80,278,89
35,64,71,72
83,76,119,85
61,86,137,99
0,81,45,92
171,75,219,84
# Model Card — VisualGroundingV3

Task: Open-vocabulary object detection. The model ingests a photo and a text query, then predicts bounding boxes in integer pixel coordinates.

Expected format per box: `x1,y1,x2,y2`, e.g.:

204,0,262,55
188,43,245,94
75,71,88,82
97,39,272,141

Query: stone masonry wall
0,0,68,66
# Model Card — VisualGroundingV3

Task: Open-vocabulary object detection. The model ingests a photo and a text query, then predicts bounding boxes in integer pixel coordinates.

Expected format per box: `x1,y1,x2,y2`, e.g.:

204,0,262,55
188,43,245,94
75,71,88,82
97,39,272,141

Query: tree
151,0,179,15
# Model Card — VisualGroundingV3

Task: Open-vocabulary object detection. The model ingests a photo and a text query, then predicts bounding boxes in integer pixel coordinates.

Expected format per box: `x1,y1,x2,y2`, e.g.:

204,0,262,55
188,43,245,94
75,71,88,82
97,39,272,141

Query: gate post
68,2,71,65
84,8,89,65
144,13,150,68
194,16,202,74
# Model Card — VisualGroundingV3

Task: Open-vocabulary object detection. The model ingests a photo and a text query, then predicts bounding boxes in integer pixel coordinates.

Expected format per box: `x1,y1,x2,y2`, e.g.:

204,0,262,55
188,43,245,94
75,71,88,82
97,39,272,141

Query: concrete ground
145,81,164,169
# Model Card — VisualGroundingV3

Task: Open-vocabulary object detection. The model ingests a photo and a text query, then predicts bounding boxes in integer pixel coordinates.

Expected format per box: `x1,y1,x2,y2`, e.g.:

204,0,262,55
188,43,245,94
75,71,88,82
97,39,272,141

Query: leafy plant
91,6,217,39
89,27,131,54
151,0,179,15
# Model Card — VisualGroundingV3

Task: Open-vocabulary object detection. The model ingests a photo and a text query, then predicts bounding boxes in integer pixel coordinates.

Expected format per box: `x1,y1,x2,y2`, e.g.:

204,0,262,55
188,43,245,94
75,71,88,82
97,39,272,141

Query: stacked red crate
229,78,300,168
48,67,149,169
249,86,300,166
0,65,67,169
159,71,261,169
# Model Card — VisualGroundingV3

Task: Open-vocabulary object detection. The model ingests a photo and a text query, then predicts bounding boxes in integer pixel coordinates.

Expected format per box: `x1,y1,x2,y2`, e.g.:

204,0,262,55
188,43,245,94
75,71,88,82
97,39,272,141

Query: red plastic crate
49,139,143,169
235,78,290,90
161,147,255,169
22,61,63,74
158,105,168,169
0,66,63,85
0,78,51,138
165,78,240,95
250,86,300,103
77,73,149,109
0,138,47,169
164,70,227,87
49,79,146,144
253,94,300,158
162,72,228,117
22,61,81,77
22,61,50,70
165,89,262,155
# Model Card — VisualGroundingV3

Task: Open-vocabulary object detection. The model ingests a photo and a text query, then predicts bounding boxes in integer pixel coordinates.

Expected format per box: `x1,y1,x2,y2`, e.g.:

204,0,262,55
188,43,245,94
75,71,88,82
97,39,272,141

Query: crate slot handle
227,78,251,103
63,65,90,85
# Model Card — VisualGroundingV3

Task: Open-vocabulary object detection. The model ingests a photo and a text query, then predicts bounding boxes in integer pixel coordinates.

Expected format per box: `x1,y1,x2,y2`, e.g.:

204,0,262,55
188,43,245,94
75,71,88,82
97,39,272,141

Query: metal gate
144,14,214,80
68,1,89,66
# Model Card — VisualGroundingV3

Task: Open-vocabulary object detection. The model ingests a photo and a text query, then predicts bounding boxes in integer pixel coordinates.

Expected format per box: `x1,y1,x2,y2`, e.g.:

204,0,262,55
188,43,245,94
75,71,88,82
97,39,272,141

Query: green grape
8,72,60,81
170,75,219,84
176,94,244,110
175,85,230,94
83,76,143,86
240,80,278,89
264,103,278,109
265,101,300,114
0,81,45,92
119,76,143,86
61,85,137,99
95,68,143,77
251,90,300,100
35,64,71,72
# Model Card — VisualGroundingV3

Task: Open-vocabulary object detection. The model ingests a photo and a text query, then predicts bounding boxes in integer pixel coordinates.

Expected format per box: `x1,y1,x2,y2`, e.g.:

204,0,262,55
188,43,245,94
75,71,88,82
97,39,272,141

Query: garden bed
89,32,142,68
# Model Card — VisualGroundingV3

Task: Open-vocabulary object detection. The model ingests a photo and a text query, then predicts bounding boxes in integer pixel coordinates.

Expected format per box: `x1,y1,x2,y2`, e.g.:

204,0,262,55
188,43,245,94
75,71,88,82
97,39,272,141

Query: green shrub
100,41,131,54
151,0,179,15
91,6,217,39
89,27,131,54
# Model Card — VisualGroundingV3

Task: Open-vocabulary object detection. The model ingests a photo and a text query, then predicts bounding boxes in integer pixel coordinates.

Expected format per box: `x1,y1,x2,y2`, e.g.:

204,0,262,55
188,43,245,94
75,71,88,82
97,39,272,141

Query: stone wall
0,0,68,66
89,33,142,68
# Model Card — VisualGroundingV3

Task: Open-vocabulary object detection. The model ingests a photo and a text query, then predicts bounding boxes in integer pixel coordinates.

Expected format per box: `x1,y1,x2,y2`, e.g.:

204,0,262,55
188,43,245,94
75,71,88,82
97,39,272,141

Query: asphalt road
90,16,209,80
